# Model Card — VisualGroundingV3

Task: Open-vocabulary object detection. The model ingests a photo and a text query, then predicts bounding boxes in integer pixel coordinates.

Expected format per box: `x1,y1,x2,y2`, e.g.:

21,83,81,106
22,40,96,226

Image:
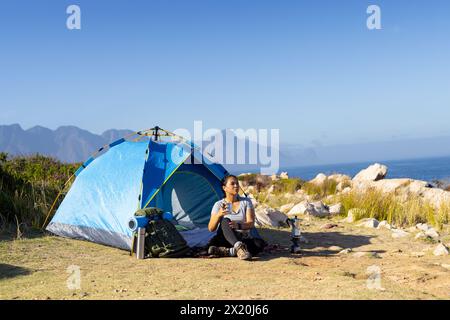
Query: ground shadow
0,227,46,241
254,227,382,261
0,264,32,280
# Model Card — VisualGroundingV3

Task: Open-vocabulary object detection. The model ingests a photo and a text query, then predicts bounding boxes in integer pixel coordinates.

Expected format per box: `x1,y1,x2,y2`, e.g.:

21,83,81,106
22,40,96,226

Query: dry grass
334,189,450,230
302,179,338,198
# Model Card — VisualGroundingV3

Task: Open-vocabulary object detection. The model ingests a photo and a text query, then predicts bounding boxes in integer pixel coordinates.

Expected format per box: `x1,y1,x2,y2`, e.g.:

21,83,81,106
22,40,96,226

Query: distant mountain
2,124,450,172
0,124,134,163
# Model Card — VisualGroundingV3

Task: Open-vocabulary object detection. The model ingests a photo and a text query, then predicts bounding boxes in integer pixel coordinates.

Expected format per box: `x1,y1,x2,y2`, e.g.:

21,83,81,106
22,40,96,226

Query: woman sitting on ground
207,175,267,260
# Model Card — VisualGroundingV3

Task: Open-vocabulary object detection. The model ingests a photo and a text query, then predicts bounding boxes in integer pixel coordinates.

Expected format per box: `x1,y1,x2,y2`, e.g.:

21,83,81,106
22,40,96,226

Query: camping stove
286,215,302,254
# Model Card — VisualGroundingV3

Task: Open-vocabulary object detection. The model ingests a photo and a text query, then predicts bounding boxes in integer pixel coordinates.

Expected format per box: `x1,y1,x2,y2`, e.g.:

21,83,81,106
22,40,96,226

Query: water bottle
136,227,146,259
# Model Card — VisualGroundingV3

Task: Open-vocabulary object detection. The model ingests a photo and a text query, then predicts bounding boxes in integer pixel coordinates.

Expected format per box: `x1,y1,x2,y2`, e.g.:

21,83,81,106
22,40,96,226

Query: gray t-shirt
211,196,254,232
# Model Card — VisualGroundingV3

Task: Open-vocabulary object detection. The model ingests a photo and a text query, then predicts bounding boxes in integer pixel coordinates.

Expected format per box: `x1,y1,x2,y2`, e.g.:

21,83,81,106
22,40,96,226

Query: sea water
280,155,450,183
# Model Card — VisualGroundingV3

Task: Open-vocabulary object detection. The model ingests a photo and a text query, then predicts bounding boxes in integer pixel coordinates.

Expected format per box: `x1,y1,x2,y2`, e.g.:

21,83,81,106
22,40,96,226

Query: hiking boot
208,246,231,257
235,242,252,261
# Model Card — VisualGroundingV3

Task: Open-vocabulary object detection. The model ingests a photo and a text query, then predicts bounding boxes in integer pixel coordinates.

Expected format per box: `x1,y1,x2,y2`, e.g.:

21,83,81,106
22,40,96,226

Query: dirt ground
1,216,449,300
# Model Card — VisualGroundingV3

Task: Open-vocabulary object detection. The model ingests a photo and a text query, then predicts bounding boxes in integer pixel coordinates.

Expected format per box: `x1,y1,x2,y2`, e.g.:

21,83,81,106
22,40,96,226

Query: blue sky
0,0,449,145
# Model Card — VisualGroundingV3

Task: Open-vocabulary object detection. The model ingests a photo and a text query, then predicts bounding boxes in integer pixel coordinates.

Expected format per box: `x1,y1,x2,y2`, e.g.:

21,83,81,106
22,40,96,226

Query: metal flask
136,227,146,259
287,216,302,254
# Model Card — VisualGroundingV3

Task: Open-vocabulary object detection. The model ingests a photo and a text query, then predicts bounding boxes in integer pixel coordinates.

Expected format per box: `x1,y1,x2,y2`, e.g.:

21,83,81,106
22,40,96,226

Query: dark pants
208,218,267,256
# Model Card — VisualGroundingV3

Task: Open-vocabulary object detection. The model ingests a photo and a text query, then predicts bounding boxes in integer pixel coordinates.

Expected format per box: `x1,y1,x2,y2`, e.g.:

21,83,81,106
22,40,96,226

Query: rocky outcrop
309,173,327,186
328,203,343,215
352,163,388,182
255,206,288,227
287,200,330,218
343,164,450,208
279,203,295,214
328,174,351,184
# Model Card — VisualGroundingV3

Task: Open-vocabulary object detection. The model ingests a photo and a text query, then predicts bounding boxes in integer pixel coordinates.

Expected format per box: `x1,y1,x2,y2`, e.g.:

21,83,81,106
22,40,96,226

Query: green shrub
0,153,79,229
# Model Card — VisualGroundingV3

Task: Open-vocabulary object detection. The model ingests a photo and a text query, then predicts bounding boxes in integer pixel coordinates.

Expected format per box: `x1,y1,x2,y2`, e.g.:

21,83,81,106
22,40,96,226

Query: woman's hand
217,203,230,217
228,220,239,229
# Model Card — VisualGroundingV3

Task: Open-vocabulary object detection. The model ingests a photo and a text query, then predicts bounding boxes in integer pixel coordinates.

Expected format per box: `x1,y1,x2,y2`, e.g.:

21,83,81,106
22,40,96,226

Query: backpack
133,207,191,258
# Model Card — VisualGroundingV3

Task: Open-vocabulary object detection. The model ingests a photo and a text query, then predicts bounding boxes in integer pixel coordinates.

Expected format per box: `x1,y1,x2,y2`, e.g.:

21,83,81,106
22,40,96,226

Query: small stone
415,232,427,240
338,248,353,254
357,218,379,228
391,229,409,238
433,243,449,256
329,203,343,215
416,223,430,232
377,220,392,230
440,264,450,270
329,246,343,251
425,228,439,240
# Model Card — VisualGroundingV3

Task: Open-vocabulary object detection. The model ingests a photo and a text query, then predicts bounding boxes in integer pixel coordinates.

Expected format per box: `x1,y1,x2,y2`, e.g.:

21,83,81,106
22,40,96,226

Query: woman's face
223,177,239,196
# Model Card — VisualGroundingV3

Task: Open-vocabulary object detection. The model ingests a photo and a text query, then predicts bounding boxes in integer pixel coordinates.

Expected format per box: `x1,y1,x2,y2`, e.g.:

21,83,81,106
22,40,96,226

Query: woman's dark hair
221,174,238,197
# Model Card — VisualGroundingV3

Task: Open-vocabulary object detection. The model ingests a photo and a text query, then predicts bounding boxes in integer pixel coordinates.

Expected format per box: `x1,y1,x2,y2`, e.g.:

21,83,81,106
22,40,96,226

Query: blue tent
46,128,230,250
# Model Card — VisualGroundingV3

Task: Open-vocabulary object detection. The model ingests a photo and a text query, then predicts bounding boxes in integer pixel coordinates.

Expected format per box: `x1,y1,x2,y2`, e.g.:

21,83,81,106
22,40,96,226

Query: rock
255,206,288,227
309,173,327,186
305,201,330,218
329,203,343,215
338,248,353,254
433,243,449,256
244,185,255,194
329,246,343,251
287,201,308,216
391,229,410,238
440,263,450,270
279,172,289,180
357,218,379,228
255,175,272,191
425,228,439,240
279,203,295,214
375,179,412,193
287,201,330,218
377,220,392,230
352,163,388,182
415,232,427,240
270,174,279,181
328,174,351,185
407,180,432,194
341,187,352,194
421,188,450,208
416,223,430,232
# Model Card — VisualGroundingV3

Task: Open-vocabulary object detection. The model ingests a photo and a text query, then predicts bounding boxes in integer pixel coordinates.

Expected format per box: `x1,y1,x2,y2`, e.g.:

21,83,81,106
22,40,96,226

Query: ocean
279,155,450,183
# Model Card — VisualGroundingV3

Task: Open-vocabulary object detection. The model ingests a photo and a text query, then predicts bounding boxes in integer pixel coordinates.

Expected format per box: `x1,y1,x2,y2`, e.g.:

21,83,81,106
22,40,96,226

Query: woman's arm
239,207,255,230
208,205,227,232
